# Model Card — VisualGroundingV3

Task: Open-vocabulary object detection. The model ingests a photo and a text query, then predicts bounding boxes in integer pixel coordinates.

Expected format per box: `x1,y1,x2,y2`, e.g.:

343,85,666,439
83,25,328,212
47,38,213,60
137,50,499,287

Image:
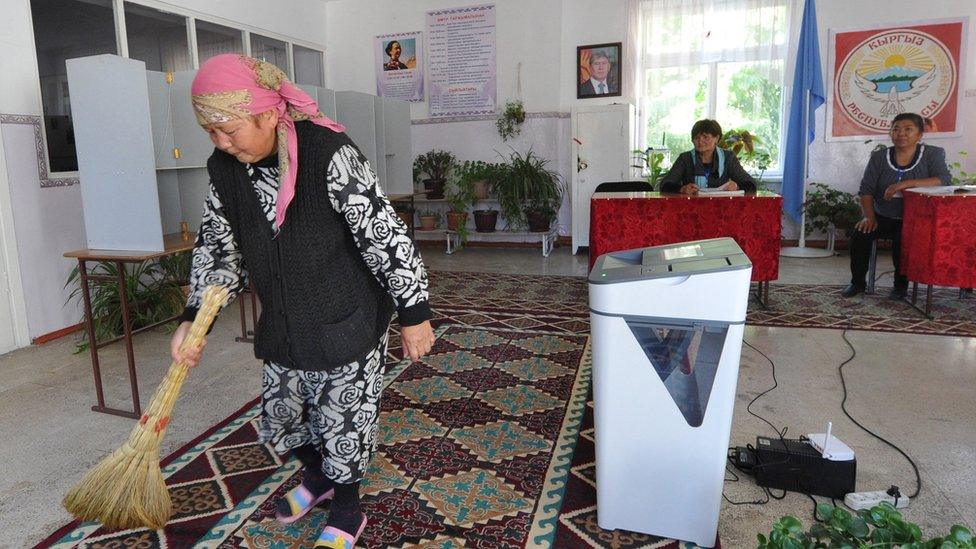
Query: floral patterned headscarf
191,54,345,230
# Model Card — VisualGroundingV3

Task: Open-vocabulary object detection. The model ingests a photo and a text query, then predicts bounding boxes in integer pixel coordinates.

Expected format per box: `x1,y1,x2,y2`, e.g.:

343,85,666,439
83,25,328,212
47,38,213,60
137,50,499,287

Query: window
294,45,324,87
30,0,322,173
250,34,289,76
30,0,117,172
125,3,191,72
639,0,790,173
196,20,243,66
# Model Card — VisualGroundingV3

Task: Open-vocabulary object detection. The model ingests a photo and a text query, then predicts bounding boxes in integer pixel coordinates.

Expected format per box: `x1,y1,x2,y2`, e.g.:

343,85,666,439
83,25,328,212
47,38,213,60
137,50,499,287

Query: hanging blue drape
782,0,825,222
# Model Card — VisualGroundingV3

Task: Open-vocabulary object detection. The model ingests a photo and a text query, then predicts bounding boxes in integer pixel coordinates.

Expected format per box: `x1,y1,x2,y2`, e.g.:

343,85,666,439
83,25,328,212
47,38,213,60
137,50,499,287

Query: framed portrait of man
577,42,622,99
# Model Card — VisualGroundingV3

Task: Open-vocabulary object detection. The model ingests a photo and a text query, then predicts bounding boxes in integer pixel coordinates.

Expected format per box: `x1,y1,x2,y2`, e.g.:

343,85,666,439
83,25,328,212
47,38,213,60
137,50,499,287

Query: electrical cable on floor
742,339,788,439
838,324,922,499
721,338,792,506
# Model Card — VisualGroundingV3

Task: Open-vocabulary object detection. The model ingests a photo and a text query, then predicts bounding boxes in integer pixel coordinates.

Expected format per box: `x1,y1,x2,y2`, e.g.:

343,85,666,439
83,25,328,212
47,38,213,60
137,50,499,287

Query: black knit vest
207,121,395,371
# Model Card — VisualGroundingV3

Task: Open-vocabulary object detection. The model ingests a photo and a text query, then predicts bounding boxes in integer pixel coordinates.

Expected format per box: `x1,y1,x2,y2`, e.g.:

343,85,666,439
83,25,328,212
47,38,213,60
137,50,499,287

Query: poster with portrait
577,42,622,99
374,32,424,102
426,4,496,118
827,19,967,140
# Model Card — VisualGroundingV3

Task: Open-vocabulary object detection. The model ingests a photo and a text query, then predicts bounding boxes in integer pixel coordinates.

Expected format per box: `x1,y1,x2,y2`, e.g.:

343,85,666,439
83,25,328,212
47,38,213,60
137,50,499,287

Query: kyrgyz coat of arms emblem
836,30,955,132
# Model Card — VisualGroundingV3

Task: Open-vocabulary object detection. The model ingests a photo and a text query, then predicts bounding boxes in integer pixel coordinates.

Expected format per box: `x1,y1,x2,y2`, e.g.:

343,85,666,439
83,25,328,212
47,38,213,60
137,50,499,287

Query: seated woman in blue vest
841,112,951,299
659,119,757,194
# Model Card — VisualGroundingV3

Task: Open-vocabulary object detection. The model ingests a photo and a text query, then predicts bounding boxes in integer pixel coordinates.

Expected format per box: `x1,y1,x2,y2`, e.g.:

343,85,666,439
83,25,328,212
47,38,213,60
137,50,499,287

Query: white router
806,422,855,461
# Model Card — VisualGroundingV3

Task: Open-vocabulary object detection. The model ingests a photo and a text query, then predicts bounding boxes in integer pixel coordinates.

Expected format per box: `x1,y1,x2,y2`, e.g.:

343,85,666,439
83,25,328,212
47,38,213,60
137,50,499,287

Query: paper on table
698,188,745,196
908,185,976,195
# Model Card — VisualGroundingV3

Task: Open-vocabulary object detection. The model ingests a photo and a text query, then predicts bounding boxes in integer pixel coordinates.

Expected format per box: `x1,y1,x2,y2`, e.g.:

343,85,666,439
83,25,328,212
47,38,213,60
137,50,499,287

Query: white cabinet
334,91,379,181
168,70,213,168
333,91,412,195
378,97,412,195
297,84,337,119
66,55,414,252
67,54,211,251
571,103,636,254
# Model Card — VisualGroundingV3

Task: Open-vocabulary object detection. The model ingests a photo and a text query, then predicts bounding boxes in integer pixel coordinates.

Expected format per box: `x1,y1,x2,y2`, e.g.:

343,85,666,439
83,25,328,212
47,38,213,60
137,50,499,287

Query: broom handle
126,286,229,444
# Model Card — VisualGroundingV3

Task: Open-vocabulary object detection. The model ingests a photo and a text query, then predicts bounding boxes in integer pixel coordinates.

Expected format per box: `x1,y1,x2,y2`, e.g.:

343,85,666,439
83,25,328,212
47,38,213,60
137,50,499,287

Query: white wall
798,0,976,238
0,0,329,341
325,0,632,236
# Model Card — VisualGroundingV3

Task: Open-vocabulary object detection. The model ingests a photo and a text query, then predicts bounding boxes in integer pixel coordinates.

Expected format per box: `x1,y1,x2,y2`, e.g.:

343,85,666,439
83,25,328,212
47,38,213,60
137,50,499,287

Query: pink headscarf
191,54,345,230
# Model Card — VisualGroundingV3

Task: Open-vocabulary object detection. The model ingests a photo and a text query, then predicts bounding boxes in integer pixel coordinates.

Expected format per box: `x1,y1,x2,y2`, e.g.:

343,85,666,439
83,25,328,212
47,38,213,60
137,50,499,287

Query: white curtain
636,0,793,157
638,0,791,76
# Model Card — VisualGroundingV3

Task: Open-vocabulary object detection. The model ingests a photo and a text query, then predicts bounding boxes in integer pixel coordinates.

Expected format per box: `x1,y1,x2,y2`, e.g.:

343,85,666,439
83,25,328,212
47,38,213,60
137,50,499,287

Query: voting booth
588,238,752,547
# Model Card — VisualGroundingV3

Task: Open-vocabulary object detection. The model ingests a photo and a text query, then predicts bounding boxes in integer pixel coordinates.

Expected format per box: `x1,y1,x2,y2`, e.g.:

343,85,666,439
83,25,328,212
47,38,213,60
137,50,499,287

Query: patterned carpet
426,271,975,338
43,270,969,548
44,297,683,548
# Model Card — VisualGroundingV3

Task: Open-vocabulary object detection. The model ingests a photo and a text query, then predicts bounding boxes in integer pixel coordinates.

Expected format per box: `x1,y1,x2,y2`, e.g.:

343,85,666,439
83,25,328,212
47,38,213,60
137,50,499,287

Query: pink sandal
276,483,335,524
314,513,368,549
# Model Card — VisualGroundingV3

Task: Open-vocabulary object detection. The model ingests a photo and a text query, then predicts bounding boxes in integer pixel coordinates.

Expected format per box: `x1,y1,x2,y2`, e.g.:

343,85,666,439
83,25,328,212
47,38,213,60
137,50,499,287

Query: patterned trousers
258,333,387,483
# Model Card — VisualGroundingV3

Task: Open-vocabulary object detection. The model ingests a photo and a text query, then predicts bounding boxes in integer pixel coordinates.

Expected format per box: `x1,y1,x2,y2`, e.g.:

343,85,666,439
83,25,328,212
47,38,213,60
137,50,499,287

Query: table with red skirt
588,191,782,304
901,189,976,316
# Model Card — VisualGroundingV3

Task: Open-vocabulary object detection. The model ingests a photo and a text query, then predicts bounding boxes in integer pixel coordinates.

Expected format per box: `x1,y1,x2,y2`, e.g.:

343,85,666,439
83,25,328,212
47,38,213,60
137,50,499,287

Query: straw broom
63,285,230,531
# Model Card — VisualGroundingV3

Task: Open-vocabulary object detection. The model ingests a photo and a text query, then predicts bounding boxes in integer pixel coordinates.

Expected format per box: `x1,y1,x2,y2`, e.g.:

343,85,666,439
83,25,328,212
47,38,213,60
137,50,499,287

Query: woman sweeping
170,54,435,548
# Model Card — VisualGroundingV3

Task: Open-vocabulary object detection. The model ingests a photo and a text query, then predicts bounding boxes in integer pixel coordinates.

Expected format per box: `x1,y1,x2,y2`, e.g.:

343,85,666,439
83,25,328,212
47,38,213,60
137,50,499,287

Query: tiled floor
1,244,973,548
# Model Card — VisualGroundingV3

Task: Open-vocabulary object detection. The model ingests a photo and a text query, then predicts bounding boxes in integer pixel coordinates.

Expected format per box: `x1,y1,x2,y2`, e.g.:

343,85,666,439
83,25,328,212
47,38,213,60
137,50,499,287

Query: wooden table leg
753,281,769,309
90,261,141,419
925,284,933,318
78,260,105,409
237,293,249,342
236,287,256,343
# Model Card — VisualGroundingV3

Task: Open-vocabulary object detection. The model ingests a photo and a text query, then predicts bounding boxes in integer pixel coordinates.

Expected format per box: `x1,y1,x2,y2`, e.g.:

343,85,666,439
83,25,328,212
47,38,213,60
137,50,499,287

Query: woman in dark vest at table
841,112,950,300
659,119,757,194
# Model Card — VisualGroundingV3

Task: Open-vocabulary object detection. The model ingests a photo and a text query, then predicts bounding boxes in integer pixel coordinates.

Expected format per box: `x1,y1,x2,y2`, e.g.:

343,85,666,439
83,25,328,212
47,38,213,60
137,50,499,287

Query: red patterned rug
42,293,707,548
44,269,970,548
427,271,975,338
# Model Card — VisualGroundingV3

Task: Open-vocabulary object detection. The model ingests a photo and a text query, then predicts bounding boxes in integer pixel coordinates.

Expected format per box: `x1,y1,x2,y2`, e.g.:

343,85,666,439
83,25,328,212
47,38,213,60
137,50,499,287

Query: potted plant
721,128,772,187
496,99,526,141
456,160,497,200
758,502,973,548
949,150,974,185
64,259,185,353
802,182,862,236
474,161,503,232
392,200,415,231
632,147,670,190
417,209,440,231
414,150,456,199
445,167,476,243
495,149,564,232
156,250,193,299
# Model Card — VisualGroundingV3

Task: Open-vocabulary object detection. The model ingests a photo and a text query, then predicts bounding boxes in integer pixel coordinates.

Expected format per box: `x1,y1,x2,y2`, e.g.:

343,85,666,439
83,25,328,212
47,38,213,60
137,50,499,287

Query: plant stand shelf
442,227,558,257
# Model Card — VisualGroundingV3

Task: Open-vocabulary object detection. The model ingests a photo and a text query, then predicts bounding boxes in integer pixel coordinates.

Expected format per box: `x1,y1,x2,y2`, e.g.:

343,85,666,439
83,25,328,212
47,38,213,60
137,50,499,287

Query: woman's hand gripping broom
63,286,230,530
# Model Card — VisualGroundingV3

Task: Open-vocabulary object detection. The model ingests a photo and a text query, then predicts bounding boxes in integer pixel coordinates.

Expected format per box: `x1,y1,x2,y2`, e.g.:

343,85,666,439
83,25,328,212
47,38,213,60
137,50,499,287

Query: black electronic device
731,446,757,471
754,436,856,498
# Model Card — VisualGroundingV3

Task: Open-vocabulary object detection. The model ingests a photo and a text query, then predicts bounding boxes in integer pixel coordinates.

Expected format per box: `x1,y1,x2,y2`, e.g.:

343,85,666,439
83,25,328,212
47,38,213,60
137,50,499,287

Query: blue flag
782,0,825,222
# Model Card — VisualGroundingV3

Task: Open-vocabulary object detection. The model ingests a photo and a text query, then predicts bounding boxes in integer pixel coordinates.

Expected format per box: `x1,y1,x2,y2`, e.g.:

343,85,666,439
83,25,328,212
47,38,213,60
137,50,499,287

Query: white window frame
638,4,790,178
33,0,327,177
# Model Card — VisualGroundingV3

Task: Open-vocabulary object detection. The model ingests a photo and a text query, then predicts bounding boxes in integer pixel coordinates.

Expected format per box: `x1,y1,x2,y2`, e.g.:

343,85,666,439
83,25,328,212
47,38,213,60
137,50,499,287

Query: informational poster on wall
374,32,424,102
426,4,496,118
827,18,967,140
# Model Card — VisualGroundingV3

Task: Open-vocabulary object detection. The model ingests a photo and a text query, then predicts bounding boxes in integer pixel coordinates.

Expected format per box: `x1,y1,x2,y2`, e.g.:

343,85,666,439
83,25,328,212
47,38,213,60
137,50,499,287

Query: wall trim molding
412,111,569,125
31,322,83,345
0,114,79,188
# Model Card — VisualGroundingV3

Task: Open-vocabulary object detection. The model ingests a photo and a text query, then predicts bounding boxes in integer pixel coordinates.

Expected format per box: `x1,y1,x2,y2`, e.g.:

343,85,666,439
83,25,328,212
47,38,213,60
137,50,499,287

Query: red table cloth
588,191,782,281
901,190,976,288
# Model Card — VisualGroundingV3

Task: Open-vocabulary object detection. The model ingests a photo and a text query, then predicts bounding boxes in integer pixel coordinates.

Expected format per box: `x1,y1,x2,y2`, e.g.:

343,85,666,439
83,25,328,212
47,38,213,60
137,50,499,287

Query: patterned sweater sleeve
326,144,432,327
179,182,249,323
